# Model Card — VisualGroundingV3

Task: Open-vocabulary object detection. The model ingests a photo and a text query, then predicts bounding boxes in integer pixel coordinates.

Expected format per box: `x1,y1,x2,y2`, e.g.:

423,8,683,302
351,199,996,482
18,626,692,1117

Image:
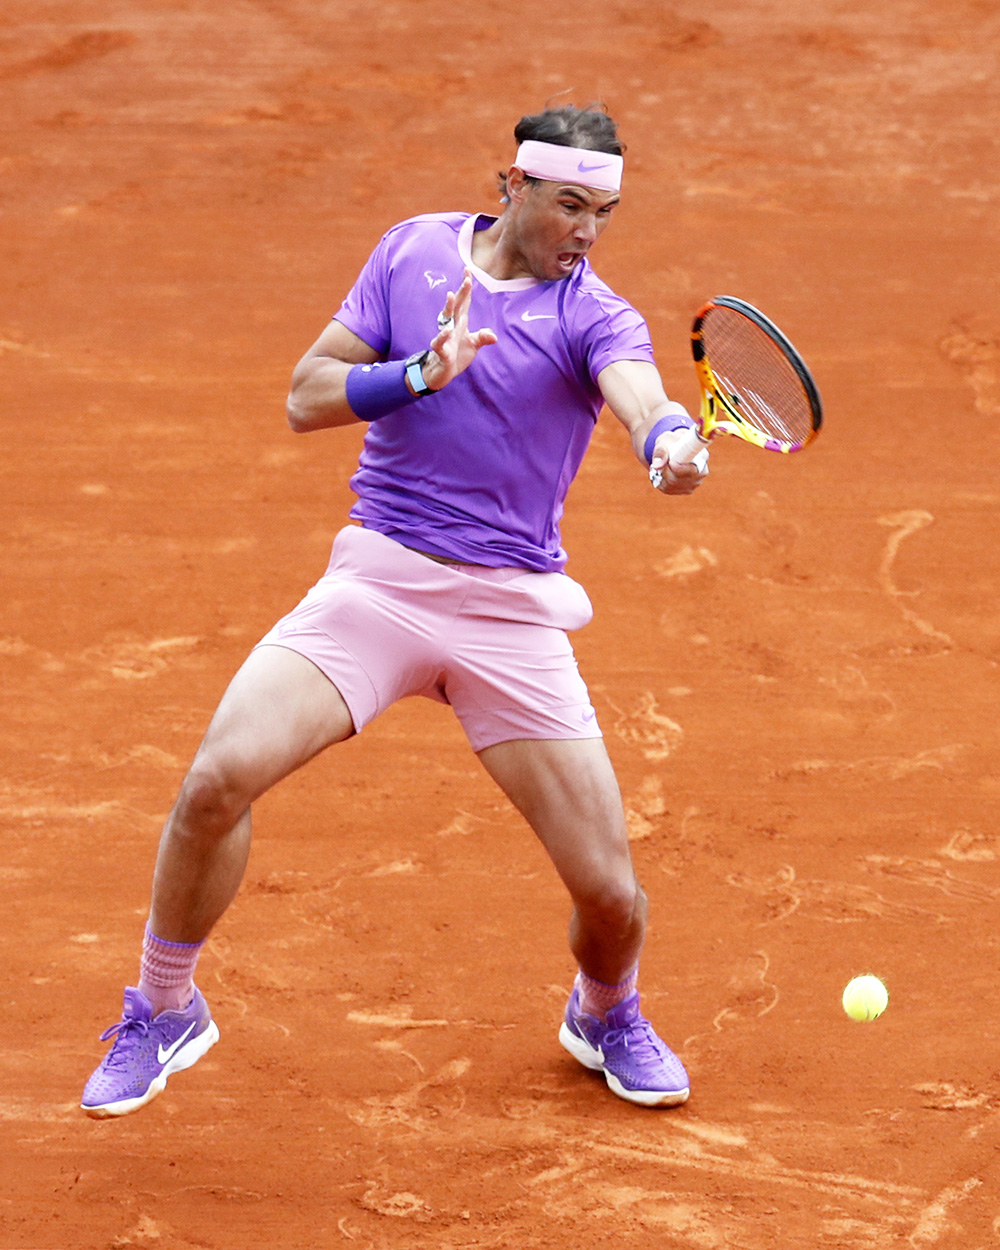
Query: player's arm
597,358,707,495
286,320,380,433
286,269,496,434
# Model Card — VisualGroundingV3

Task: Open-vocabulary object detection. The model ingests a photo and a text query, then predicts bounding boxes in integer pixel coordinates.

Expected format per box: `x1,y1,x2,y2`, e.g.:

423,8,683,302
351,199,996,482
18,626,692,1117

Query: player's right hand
649,431,710,494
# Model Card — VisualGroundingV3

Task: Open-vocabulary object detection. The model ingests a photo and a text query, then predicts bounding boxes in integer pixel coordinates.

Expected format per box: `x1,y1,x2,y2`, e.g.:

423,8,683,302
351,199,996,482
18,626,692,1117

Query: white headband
514,140,623,192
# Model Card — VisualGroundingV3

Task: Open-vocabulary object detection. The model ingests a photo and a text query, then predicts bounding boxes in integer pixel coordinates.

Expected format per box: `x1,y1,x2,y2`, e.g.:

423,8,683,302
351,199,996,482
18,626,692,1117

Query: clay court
3,1,1000,1246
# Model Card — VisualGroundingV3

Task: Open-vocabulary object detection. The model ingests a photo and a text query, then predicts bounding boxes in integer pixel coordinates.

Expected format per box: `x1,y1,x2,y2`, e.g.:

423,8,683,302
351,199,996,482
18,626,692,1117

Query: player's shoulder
565,261,645,322
380,211,470,241
570,260,631,303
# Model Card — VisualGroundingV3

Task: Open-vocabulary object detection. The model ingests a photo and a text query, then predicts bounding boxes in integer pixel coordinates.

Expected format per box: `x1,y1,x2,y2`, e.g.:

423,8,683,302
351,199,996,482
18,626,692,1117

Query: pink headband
514,140,623,192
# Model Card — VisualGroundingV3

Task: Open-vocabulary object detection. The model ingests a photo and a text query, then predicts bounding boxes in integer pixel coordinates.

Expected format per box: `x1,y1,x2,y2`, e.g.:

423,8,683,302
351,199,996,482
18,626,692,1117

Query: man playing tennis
82,103,708,1117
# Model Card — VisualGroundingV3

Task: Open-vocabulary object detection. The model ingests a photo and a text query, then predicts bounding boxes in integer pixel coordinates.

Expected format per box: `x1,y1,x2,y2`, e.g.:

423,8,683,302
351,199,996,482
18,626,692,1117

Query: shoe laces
601,1017,666,1068
98,1016,151,1067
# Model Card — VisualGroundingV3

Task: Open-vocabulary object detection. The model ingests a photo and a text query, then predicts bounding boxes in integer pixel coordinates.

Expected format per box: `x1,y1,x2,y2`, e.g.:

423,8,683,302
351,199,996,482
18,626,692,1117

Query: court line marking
907,1176,982,1245
877,511,953,644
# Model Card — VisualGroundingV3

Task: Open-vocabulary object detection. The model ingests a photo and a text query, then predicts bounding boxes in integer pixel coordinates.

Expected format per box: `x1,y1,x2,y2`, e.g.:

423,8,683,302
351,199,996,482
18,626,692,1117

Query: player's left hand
649,431,710,494
422,269,497,390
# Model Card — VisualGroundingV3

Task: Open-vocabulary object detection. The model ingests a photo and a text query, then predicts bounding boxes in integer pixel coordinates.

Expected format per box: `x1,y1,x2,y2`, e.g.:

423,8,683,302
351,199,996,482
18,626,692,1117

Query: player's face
511,176,619,281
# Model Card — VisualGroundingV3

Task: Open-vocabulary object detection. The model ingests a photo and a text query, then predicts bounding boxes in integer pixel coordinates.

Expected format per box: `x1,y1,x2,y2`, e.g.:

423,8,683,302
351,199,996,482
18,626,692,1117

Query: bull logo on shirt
424,271,448,289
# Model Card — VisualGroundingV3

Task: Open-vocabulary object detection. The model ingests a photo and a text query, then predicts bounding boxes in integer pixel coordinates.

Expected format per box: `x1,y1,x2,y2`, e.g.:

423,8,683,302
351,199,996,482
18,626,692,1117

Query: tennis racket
651,295,823,484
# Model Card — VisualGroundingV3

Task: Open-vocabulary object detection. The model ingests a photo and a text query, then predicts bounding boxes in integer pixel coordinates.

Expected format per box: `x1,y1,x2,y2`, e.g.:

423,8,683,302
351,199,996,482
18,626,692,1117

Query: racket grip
649,443,709,487
669,426,709,465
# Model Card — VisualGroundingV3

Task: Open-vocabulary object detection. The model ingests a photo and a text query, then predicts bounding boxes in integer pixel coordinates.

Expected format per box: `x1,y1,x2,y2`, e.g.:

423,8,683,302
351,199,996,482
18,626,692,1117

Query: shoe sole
81,1020,220,1119
558,1021,690,1108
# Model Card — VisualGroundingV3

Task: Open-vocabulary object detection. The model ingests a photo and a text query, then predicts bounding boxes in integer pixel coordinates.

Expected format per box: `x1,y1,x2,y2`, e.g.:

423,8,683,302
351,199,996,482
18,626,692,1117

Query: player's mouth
556,250,583,272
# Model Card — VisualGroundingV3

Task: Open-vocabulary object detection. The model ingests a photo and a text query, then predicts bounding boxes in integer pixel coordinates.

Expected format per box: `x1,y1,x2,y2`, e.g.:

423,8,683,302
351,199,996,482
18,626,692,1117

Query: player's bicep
597,359,671,436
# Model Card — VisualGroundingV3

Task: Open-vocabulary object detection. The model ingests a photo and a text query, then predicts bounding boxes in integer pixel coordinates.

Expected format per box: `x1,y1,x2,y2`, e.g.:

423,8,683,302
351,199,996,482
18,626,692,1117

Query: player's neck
471,214,534,282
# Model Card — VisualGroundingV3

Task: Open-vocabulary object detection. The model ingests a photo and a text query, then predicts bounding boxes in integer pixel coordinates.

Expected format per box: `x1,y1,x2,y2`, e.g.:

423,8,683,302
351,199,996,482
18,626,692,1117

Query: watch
404,350,435,398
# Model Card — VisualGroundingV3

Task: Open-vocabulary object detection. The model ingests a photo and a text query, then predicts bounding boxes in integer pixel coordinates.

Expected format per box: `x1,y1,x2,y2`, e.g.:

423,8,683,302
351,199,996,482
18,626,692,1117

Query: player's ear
506,166,529,204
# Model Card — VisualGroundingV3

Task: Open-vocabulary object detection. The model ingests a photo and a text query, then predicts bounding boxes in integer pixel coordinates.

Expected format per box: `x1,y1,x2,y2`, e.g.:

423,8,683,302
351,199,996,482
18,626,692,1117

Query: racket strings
701,309,815,444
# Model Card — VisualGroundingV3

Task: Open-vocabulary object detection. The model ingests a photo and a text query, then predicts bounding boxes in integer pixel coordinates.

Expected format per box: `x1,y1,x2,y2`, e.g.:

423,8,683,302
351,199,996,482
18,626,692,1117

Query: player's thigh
477,736,635,900
190,643,356,803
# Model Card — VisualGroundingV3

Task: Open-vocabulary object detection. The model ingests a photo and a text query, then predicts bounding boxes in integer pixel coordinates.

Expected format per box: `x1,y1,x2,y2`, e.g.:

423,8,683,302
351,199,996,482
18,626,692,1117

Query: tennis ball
842,974,888,1022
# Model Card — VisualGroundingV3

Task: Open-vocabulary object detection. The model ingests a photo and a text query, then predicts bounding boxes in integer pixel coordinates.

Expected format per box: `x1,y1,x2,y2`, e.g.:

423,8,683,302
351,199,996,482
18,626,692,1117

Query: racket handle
648,442,709,488
670,426,710,465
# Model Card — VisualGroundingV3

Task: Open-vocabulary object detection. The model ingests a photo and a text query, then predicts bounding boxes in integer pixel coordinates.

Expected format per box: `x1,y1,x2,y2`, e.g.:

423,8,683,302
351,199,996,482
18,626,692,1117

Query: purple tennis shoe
559,986,689,1107
81,986,219,1118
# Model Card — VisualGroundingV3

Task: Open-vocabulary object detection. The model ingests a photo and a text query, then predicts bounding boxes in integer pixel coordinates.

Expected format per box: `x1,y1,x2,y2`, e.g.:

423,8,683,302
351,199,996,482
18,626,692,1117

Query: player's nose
574,215,599,244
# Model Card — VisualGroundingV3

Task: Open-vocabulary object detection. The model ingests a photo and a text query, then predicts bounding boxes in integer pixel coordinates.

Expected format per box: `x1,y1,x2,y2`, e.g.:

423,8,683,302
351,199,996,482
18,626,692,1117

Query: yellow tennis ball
842,975,888,1021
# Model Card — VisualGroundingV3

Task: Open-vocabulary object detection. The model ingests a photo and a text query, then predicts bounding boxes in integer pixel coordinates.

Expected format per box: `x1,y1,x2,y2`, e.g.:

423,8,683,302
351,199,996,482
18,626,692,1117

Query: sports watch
404,350,435,397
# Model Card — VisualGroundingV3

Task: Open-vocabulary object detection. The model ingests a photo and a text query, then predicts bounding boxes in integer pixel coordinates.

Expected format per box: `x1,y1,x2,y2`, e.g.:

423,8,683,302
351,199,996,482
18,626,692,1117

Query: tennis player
81,103,708,1118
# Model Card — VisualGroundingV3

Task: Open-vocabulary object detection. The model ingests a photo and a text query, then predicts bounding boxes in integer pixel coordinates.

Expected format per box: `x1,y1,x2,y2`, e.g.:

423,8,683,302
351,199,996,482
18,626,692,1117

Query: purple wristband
643,413,696,465
346,360,422,422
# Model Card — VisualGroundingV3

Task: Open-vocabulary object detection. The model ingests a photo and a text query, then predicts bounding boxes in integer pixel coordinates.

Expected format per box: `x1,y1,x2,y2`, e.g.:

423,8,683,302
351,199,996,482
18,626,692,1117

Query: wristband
346,358,425,422
643,411,697,465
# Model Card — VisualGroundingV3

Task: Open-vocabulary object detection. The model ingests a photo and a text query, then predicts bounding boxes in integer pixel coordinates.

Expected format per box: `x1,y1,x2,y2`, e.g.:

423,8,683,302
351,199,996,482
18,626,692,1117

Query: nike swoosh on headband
514,141,623,191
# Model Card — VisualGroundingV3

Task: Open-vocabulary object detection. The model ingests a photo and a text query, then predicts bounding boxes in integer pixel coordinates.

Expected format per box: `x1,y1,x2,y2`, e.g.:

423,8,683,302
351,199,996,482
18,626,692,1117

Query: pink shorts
254,525,602,752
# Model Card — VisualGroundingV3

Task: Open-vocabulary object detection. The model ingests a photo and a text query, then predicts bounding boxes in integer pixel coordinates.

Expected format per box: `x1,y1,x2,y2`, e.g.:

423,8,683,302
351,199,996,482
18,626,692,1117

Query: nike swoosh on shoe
157,1021,197,1065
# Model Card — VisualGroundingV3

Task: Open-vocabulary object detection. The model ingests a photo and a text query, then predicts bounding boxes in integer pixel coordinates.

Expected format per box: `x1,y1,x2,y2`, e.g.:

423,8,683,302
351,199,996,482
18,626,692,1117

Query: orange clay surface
3,2,1000,1247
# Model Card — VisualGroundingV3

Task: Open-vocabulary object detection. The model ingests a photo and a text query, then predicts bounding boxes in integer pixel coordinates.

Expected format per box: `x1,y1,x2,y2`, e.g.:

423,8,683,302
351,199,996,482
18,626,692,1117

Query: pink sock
137,925,204,1015
576,966,638,1020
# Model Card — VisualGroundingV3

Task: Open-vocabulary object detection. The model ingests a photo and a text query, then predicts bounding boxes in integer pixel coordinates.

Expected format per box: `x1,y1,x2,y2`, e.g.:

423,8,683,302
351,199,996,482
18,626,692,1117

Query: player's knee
174,757,249,837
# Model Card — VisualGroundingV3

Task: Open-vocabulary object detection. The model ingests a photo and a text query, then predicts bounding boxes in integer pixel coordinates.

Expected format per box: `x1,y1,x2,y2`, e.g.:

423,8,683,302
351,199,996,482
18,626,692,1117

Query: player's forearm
286,357,360,433
598,360,695,465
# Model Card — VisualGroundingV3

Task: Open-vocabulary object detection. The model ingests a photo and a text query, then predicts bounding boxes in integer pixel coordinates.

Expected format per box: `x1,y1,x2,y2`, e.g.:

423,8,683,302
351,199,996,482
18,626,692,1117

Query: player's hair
496,103,624,197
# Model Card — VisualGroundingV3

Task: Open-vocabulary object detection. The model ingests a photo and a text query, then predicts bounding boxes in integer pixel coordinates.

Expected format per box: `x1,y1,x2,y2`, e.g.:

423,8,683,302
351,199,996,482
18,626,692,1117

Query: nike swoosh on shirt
157,1021,197,1065
521,311,557,322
